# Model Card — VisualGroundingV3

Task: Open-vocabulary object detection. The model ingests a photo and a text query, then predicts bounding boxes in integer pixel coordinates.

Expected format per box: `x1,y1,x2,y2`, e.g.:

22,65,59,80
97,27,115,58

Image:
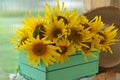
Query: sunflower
46,0,78,25
56,39,76,63
79,16,89,24
78,16,91,30
11,27,31,50
45,17,67,42
67,24,93,50
22,13,47,39
96,25,118,53
81,42,99,61
23,36,60,67
89,16,104,33
67,24,83,43
91,33,103,48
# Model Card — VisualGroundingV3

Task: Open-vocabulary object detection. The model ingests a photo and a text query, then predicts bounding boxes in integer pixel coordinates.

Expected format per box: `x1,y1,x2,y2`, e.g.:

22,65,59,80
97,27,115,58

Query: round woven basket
84,6,120,68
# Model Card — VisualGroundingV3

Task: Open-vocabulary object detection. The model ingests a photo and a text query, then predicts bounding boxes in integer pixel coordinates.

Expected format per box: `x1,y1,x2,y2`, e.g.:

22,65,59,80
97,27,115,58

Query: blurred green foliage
0,10,44,17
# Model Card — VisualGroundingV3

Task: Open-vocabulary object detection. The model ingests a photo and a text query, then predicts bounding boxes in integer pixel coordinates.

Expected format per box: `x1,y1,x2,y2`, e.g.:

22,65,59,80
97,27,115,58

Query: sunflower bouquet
12,0,118,67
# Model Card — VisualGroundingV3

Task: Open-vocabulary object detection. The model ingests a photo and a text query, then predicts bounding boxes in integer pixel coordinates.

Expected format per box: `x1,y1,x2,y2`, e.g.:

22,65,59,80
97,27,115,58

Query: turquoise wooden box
19,51,99,80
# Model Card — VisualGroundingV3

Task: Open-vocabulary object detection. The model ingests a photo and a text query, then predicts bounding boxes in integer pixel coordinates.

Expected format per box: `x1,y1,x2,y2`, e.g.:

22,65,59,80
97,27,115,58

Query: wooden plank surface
92,70,120,80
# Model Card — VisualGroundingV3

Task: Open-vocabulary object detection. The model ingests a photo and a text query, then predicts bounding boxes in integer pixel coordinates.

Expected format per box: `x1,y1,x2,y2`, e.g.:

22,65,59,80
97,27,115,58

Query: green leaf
33,27,41,38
